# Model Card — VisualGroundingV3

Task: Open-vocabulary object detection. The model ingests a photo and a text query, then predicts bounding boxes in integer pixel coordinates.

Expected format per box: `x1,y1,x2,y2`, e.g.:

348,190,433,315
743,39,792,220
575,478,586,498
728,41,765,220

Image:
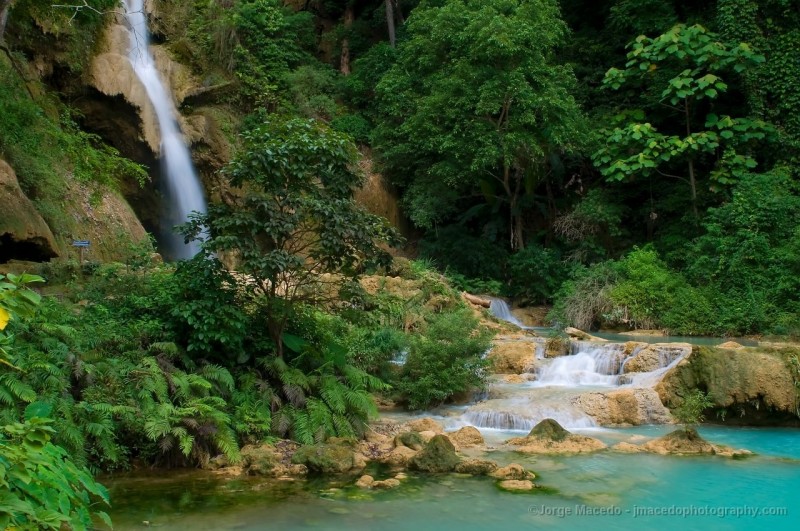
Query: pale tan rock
0,160,58,260
418,430,437,443
489,340,537,373
373,478,401,489
504,374,526,384
355,475,374,488
497,479,535,492
490,464,533,481
455,458,498,476
574,388,672,426
564,327,607,342
406,418,444,434
448,426,485,448
623,343,691,373
611,442,644,453
717,341,745,349
506,419,606,454
380,446,417,468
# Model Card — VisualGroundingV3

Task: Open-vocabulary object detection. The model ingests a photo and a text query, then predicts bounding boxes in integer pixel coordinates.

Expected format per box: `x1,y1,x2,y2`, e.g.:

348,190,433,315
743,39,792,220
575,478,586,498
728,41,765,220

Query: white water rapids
123,0,206,259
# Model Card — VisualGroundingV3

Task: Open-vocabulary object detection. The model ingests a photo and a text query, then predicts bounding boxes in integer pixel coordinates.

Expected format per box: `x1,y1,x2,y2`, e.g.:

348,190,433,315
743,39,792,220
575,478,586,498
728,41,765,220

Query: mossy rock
395,431,425,450
408,435,461,473
291,440,359,474
528,419,569,441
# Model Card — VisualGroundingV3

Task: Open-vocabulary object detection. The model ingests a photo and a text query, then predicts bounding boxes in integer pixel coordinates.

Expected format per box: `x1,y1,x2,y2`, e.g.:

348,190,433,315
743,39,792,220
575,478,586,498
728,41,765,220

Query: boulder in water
717,341,745,349
564,327,608,342
291,438,367,474
490,463,534,480
641,428,751,457
448,426,485,448
380,446,418,468
488,339,537,373
455,458,499,476
507,418,606,454
394,431,425,450
497,479,536,492
409,434,461,473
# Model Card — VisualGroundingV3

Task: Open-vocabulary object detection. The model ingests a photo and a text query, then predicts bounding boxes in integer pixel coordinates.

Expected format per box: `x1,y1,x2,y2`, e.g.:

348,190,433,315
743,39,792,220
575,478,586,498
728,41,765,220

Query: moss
528,418,570,441
408,435,460,473
291,440,359,474
395,431,425,451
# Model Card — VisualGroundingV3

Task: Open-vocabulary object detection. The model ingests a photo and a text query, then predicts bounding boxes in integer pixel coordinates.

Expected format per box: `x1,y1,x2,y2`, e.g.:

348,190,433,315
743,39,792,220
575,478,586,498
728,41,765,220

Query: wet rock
454,458,499,476
406,417,445,434
448,426,485,448
418,430,437,443
545,336,570,358
355,475,374,488
503,374,527,384
241,444,280,476
497,479,535,492
611,442,644,453
622,343,691,373
373,478,401,489
291,439,366,474
507,418,606,454
490,464,534,480
641,428,723,455
409,435,461,473
574,388,672,426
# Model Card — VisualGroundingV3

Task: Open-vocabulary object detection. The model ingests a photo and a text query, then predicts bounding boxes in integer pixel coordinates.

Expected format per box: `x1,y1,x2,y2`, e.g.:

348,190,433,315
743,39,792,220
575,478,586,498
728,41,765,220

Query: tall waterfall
123,0,206,259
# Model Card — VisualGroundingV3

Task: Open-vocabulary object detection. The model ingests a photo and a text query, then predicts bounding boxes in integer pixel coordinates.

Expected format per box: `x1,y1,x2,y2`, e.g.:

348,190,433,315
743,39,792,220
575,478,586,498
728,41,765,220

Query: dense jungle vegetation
1,0,800,526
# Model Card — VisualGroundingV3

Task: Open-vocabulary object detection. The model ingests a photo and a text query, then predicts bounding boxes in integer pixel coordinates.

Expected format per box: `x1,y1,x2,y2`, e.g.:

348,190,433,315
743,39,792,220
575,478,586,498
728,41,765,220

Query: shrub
508,245,573,304
397,309,491,409
673,389,713,431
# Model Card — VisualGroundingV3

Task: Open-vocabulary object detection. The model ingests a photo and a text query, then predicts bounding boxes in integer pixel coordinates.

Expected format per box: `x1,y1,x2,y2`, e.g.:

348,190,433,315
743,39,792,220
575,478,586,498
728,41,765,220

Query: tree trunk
684,99,699,219
0,0,12,42
385,0,396,47
339,4,354,75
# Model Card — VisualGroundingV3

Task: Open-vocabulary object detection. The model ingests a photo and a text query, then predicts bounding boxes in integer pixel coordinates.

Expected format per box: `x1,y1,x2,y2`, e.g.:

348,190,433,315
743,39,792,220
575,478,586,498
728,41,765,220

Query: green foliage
508,246,572,304
594,23,773,215
397,309,491,409
373,0,586,248
673,389,713,430
0,416,112,530
419,225,509,281
181,116,401,356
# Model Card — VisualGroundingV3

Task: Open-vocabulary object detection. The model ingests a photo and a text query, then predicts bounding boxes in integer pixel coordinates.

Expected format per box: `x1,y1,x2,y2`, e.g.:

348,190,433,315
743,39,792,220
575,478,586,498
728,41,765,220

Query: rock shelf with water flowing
123,0,206,259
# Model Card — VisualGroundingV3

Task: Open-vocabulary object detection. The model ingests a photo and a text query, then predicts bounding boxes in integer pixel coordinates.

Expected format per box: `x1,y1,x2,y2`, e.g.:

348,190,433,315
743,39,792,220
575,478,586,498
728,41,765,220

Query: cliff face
656,346,799,426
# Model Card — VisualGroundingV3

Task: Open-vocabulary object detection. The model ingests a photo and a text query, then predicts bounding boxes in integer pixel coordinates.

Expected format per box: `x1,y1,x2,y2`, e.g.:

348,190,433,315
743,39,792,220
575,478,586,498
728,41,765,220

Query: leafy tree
373,0,586,249
594,24,772,218
182,116,401,358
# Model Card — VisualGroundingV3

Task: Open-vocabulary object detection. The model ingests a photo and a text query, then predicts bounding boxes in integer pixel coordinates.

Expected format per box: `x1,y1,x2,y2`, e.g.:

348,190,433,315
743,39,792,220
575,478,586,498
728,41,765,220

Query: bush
673,389,713,431
508,246,573,304
396,309,491,409
419,225,509,281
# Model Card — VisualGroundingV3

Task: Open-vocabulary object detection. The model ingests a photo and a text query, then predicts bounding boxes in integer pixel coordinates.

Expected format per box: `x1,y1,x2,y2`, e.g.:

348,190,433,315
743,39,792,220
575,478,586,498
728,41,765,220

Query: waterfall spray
123,0,206,259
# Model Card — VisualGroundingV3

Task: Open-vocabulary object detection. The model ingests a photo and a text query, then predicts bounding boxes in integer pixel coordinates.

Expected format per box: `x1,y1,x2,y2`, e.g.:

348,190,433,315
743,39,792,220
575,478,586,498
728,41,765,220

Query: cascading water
488,298,530,329
123,0,206,259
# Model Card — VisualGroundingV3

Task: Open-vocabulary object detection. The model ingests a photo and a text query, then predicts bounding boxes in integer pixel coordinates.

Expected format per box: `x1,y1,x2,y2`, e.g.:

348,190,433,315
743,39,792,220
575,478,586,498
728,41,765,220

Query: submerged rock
490,464,534,481
497,479,536,492
409,435,461,473
641,428,749,456
373,478,401,489
507,418,606,454
454,458,499,476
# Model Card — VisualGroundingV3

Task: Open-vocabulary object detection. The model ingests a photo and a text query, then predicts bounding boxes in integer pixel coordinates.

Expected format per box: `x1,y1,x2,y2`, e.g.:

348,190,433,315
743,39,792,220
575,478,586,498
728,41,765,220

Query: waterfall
123,0,206,260
488,298,529,329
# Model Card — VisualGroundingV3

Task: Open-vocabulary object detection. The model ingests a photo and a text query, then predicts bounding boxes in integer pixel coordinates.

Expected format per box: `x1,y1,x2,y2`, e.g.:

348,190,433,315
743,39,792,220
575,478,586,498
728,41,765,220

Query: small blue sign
72,240,90,247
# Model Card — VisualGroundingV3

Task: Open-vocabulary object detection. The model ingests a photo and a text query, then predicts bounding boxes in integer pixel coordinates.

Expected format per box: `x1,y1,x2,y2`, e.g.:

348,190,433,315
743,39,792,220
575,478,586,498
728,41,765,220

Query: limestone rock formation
406,417,445,434
656,347,798,424
574,388,673,425
0,160,58,262
623,343,691,373
506,418,606,454
490,463,535,481
564,327,608,342
497,479,536,492
489,338,538,373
